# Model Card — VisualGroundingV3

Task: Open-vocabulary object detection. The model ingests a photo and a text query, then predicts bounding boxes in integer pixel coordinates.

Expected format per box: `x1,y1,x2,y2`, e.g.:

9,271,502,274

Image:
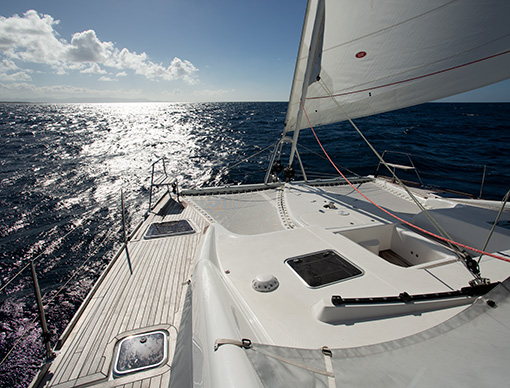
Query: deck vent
252,273,279,292
114,331,168,376
286,250,363,288
145,219,195,239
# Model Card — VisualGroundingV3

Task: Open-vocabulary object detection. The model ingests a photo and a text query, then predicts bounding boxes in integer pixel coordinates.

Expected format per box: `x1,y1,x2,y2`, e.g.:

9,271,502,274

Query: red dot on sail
355,51,367,58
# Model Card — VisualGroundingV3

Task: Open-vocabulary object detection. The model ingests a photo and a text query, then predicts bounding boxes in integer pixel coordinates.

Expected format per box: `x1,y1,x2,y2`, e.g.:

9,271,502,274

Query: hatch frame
285,249,364,288
113,330,168,377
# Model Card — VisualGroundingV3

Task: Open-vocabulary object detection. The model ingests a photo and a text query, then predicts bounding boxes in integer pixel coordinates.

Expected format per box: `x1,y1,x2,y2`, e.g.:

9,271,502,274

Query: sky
0,0,509,103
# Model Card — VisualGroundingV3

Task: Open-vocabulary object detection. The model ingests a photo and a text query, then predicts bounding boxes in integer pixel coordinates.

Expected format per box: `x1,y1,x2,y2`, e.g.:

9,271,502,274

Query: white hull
31,176,510,387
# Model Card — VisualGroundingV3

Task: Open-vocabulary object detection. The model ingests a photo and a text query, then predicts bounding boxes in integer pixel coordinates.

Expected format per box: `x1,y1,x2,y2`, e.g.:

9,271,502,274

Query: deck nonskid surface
38,179,510,387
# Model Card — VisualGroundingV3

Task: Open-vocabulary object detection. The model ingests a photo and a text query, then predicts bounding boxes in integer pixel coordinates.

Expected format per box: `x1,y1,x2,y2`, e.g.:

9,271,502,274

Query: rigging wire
0,185,146,294
298,97,510,264
42,227,119,307
0,225,82,295
0,226,121,369
0,192,130,369
478,189,510,264
0,262,31,294
0,202,121,295
315,80,461,254
227,141,279,171
296,142,361,177
0,313,40,367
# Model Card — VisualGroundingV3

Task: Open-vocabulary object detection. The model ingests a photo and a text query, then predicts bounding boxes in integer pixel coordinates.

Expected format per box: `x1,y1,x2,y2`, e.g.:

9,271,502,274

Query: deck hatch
286,250,363,288
145,219,195,239
114,331,168,376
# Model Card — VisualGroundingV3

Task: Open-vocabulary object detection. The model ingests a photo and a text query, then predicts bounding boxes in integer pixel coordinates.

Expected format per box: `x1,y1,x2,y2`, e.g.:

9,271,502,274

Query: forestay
284,0,510,135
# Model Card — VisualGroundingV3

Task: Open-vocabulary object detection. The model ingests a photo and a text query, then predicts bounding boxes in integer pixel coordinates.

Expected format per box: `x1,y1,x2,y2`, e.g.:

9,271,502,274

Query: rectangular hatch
114,331,168,376
144,219,195,239
286,250,363,288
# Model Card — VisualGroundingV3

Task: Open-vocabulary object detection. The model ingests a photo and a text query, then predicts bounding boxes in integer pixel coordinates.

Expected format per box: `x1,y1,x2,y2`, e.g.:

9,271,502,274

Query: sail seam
321,0,459,54
306,50,510,100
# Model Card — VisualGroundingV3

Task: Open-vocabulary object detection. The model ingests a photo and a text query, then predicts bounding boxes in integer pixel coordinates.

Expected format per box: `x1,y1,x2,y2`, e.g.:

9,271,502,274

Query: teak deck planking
40,195,209,388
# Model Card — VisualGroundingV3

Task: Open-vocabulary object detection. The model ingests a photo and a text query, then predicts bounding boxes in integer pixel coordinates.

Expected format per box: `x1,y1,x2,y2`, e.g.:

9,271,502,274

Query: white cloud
167,57,199,85
81,63,107,74
0,81,145,101
98,76,117,82
106,49,198,84
0,58,20,71
0,58,32,81
67,30,113,63
0,10,199,84
0,10,66,65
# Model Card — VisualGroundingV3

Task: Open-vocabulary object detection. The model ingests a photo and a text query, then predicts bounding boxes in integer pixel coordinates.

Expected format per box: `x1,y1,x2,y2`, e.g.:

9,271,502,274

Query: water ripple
0,101,509,387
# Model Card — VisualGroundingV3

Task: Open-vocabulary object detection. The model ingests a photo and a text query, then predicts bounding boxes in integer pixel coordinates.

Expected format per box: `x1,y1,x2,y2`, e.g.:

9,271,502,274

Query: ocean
0,101,509,387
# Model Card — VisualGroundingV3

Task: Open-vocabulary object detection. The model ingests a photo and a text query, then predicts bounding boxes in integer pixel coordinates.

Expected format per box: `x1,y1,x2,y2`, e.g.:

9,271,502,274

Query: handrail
375,150,423,185
374,150,488,198
148,157,177,213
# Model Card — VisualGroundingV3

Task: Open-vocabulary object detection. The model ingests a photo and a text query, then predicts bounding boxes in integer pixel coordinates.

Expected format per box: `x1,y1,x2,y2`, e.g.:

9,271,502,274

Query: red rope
299,99,510,263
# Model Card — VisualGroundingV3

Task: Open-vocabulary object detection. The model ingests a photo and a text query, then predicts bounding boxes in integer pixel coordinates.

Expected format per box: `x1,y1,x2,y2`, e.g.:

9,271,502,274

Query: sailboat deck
35,178,510,387
184,179,427,235
39,195,209,388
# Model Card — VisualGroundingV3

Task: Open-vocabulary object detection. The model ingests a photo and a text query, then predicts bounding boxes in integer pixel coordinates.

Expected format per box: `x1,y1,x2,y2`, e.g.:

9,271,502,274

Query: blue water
0,101,509,387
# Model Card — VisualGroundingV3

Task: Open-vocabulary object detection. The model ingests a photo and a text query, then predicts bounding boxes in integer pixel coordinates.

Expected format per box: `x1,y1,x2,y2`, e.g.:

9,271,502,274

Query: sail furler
284,0,510,133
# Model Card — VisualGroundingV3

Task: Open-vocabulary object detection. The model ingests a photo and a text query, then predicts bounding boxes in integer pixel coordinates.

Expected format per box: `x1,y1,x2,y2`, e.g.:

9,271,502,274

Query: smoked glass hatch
286,250,363,288
114,331,167,376
145,219,194,239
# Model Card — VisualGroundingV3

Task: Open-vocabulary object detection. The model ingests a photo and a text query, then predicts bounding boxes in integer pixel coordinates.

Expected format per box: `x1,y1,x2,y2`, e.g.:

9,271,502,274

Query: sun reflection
0,102,282,387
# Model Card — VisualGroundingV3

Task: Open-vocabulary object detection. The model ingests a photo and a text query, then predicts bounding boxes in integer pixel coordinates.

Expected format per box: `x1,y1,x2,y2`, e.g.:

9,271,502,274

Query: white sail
284,0,510,133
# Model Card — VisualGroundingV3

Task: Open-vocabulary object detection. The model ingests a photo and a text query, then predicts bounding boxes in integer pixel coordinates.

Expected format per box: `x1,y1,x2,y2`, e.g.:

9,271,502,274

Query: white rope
214,338,335,377
255,347,334,377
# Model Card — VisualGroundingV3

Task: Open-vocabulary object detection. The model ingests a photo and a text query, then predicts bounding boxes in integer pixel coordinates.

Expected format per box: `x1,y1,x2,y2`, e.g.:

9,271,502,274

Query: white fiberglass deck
189,179,510,349
35,178,510,388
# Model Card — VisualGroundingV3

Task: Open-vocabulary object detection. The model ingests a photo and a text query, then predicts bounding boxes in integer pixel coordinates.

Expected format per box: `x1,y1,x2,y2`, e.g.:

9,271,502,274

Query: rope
0,315,40,367
315,80,460,253
298,98,510,264
214,338,334,377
